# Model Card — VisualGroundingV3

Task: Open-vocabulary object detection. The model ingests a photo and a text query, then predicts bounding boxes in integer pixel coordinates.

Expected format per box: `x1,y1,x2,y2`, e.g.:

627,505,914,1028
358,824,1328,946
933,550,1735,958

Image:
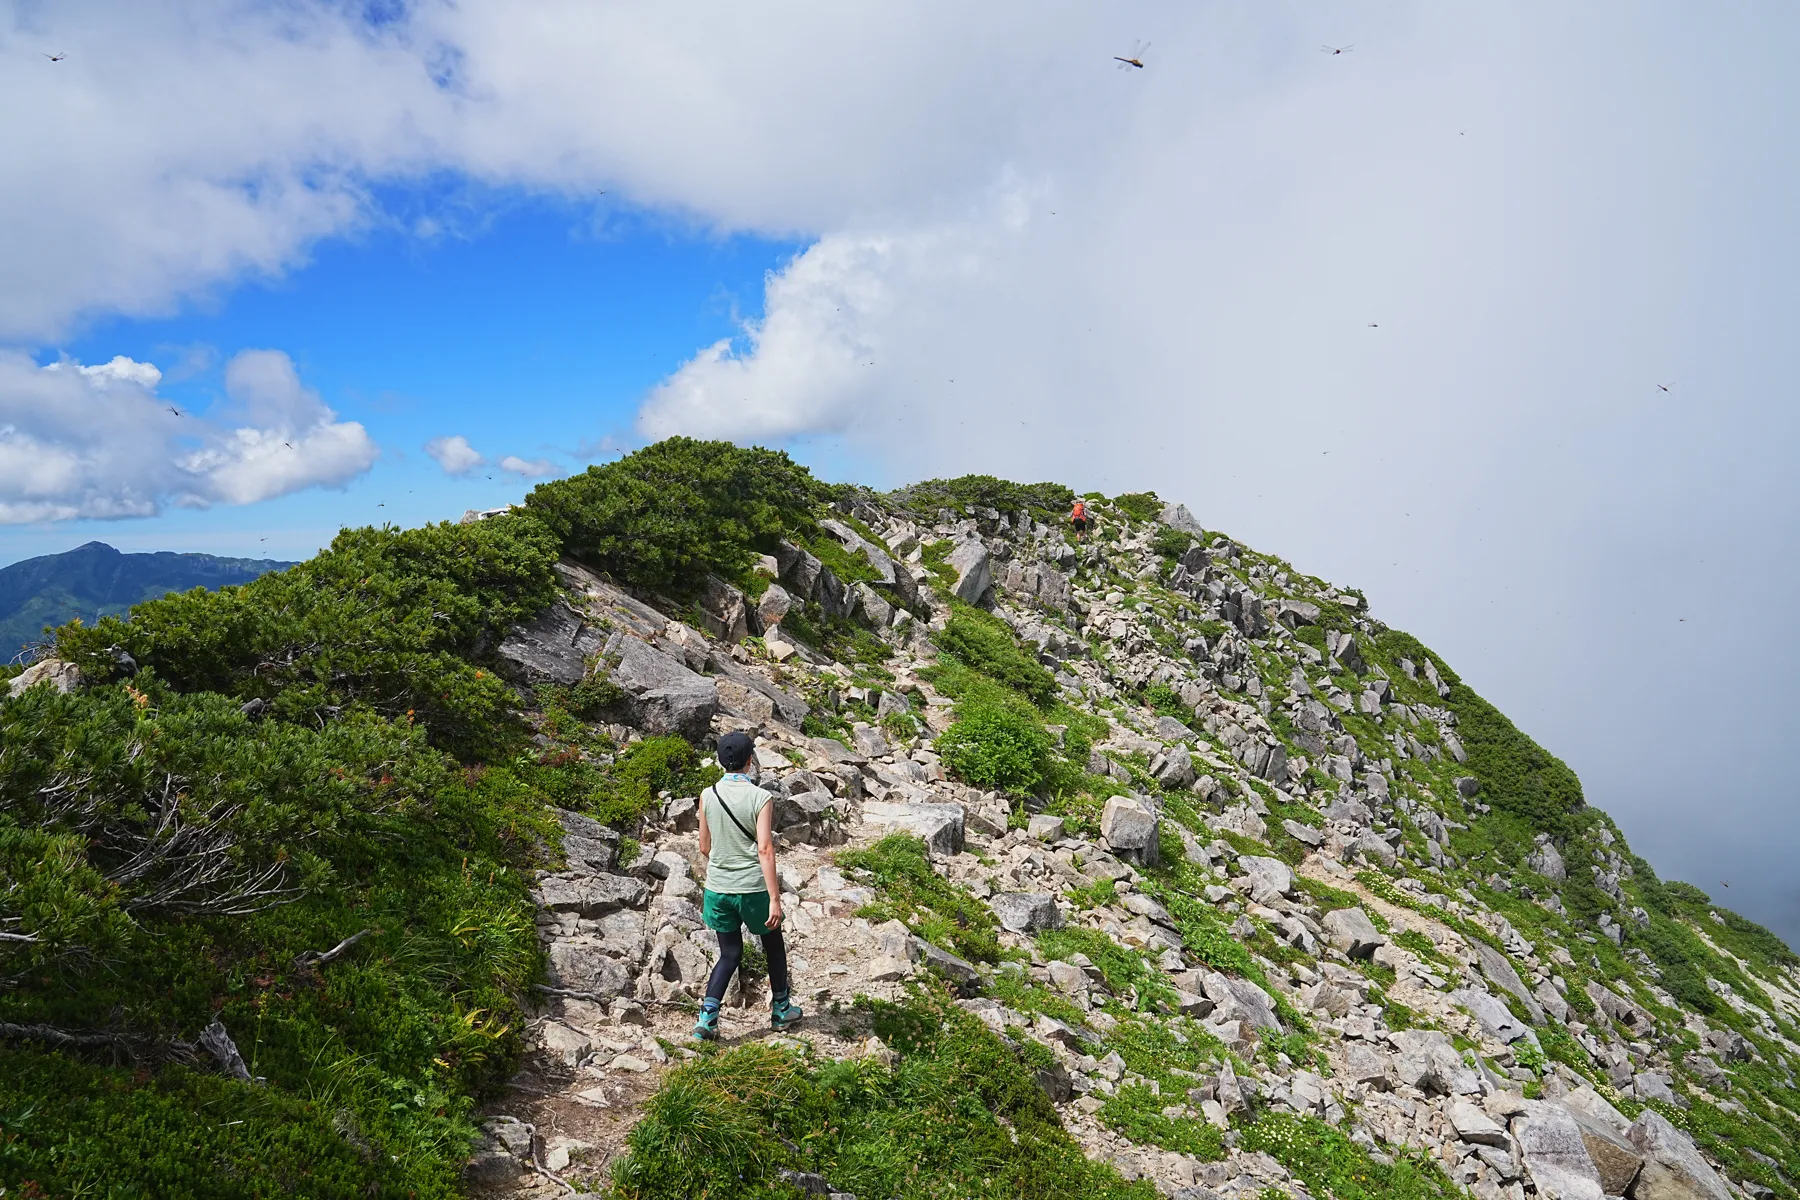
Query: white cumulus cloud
0,349,377,523
497,455,555,479
425,435,486,475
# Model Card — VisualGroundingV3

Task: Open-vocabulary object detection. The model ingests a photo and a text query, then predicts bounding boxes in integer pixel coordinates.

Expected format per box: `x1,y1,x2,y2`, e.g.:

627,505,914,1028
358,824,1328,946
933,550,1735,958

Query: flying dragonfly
43,51,67,62
166,405,181,417
1322,44,1353,55
1656,383,1671,392
1115,40,1149,69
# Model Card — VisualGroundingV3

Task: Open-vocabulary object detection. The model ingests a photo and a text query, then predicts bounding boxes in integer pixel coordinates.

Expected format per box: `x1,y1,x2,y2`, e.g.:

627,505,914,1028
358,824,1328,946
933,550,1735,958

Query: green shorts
702,888,772,933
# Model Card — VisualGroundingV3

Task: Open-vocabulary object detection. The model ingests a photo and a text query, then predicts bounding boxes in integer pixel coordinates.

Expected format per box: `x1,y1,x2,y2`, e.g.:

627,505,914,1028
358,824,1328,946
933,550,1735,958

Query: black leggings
704,928,790,1003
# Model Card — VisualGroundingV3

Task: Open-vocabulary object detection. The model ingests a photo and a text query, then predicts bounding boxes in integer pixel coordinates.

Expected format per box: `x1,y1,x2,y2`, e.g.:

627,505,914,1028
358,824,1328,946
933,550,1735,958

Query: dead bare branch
294,928,372,972
0,1020,198,1066
198,1016,254,1082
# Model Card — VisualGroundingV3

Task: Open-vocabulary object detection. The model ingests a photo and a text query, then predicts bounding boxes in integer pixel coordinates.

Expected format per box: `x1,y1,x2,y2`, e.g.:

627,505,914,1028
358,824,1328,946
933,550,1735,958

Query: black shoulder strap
709,784,759,842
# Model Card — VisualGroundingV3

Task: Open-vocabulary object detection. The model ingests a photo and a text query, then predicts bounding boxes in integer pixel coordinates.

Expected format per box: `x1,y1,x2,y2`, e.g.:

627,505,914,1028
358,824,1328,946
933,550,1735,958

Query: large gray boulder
1474,941,1547,1023
555,808,621,872
1100,794,1161,866
853,582,894,629
947,539,993,605
706,650,810,726
913,937,982,994
544,940,635,996
1159,501,1206,536
6,658,83,699
882,559,923,613
1702,1028,1754,1063
1236,855,1294,901
1282,819,1326,848
1346,1042,1391,1089
601,632,720,740
860,800,966,855
1454,987,1536,1045
1450,1098,1511,1148
1562,1085,1632,1133
535,873,649,917
989,892,1062,934
1513,1101,1607,1200
695,575,750,643
1152,745,1196,788
776,541,823,599
815,565,854,620
1154,715,1197,742
1633,1071,1682,1108
1527,837,1568,883
496,602,607,686
1586,981,1656,1033
465,1118,533,1188
1200,972,1282,1033
772,790,846,845
1322,907,1387,959
1535,978,1571,1023
1276,599,1320,629
1391,1030,1479,1095
1627,1111,1731,1200
755,582,793,630
1560,1101,1643,1196
1682,1051,1728,1092
1351,830,1398,868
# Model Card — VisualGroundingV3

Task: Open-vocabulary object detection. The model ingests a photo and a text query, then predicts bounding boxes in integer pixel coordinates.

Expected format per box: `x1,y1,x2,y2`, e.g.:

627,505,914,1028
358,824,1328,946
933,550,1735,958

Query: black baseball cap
716,731,755,770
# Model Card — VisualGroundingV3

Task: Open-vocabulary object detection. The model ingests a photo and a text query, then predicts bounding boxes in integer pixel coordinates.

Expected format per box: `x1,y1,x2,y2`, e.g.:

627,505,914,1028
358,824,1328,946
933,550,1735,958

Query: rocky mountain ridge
453,486,1800,1200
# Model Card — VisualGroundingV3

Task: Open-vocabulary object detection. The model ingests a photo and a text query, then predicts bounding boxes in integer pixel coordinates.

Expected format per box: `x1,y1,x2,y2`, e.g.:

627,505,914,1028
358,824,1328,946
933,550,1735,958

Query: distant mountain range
0,541,298,662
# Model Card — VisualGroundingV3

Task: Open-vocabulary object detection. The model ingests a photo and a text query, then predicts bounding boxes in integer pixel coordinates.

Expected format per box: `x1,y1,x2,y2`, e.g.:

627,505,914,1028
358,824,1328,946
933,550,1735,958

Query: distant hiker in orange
1071,498,1091,542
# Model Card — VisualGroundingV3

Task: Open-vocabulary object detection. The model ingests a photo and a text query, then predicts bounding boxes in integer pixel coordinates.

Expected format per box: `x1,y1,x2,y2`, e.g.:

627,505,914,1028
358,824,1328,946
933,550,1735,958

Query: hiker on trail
1071,498,1091,542
691,731,802,1041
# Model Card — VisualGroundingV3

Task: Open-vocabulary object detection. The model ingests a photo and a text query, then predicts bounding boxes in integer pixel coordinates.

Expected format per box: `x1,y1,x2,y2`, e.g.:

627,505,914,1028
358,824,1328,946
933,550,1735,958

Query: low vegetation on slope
0,439,824,1196
4,443,1798,1200
614,987,1152,1200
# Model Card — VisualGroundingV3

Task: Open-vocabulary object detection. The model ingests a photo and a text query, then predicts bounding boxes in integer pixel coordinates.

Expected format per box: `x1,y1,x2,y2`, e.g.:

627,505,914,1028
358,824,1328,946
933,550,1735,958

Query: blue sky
6,193,804,562
2,0,1797,945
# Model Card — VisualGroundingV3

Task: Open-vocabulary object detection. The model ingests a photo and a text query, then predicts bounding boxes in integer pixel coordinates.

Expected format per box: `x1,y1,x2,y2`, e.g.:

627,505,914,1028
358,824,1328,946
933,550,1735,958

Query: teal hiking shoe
771,992,804,1032
691,1002,721,1043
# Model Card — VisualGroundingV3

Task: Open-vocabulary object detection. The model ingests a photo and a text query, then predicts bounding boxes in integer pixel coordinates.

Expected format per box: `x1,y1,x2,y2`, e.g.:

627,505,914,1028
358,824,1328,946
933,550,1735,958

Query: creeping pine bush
1140,683,1190,720
888,475,1077,527
529,737,708,822
524,436,824,597
0,492,640,1195
0,678,550,1196
935,684,1056,795
1111,491,1163,523
1151,527,1197,560
611,986,1154,1200
1374,629,1585,829
55,514,561,760
933,606,1058,707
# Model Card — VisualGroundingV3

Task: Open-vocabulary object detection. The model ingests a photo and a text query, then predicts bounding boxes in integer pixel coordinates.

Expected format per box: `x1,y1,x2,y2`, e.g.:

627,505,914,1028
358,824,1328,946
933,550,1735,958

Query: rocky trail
458,495,1800,1200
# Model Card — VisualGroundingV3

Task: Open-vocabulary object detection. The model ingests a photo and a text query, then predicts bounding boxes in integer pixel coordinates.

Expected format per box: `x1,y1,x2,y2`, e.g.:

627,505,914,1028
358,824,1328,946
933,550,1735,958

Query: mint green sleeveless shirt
703,776,771,894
